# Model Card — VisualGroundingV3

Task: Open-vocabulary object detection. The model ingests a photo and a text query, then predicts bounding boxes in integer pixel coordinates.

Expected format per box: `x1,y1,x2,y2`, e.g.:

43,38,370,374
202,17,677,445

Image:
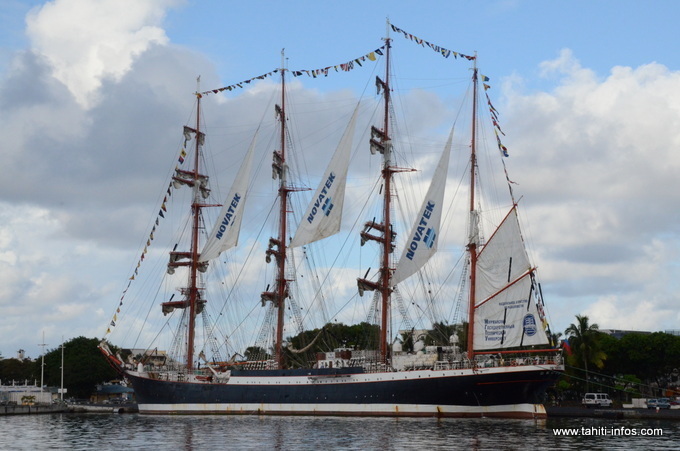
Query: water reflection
0,413,678,450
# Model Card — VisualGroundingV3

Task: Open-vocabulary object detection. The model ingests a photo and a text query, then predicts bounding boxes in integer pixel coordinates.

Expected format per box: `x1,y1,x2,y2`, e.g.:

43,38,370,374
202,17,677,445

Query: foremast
357,34,395,365
163,90,211,371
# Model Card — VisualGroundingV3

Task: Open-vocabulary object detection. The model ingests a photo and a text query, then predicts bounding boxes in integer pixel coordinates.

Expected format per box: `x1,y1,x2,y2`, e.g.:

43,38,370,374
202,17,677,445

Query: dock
0,403,69,416
547,406,680,420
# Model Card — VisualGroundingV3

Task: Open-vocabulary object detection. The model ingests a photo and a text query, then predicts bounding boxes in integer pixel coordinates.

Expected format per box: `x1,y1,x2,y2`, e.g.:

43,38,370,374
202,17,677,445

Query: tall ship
100,23,563,418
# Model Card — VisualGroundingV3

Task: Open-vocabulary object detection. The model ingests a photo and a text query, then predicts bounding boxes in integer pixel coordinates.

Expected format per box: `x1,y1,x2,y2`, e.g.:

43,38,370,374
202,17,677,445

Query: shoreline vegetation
2,315,680,410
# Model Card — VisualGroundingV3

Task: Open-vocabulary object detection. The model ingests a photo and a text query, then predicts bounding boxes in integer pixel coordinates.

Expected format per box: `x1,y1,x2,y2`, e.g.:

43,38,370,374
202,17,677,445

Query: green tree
615,374,642,402
0,357,38,383
43,337,118,398
399,331,414,352
425,322,457,347
244,346,270,361
285,322,380,368
600,331,680,396
564,314,606,391
549,331,563,348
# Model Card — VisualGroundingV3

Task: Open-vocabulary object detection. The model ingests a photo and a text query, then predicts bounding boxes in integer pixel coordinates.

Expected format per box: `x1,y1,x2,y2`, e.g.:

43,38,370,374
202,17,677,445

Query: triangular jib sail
199,135,256,262
289,106,359,248
392,128,453,286
472,207,549,350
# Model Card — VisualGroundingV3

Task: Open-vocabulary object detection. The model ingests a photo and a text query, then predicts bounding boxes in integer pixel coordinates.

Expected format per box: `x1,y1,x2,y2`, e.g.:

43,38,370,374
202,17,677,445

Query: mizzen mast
467,58,479,358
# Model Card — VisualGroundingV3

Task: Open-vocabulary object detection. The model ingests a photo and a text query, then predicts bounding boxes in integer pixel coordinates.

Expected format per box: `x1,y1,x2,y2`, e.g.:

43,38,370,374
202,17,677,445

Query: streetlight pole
60,337,64,401
39,331,46,393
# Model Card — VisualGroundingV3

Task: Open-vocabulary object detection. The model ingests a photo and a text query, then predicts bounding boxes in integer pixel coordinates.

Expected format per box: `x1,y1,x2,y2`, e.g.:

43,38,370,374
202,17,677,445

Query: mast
357,29,395,365
262,50,290,368
186,90,203,370
379,37,393,364
163,85,209,371
467,58,479,358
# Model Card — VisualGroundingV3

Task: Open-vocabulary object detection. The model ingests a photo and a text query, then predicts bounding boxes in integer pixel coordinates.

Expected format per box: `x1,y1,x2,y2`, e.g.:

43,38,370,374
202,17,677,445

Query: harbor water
0,413,679,450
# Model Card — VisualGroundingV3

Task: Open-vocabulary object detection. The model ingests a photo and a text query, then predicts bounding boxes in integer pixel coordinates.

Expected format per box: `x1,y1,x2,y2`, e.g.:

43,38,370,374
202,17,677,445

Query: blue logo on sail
523,314,537,337
423,228,436,248
322,197,333,216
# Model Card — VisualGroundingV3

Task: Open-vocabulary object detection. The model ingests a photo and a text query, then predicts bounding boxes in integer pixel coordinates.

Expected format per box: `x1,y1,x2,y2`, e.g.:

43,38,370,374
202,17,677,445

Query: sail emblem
523,314,537,337
423,228,436,249
321,196,334,216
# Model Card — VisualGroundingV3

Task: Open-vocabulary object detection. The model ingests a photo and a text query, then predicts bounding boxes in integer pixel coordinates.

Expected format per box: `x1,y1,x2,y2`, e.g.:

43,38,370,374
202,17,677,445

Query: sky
2,0,680,359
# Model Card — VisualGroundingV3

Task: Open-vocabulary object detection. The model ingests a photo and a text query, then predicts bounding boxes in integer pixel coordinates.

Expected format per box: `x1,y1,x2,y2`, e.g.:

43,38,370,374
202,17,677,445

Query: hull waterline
125,363,562,418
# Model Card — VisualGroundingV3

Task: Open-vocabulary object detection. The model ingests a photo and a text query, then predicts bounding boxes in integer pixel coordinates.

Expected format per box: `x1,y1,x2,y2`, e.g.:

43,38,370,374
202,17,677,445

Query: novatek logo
216,193,242,239
405,201,435,260
307,172,336,224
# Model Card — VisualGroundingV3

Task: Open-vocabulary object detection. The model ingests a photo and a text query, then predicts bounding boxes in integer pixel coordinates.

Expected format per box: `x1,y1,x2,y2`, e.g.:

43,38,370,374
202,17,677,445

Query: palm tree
565,314,607,391
549,331,563,348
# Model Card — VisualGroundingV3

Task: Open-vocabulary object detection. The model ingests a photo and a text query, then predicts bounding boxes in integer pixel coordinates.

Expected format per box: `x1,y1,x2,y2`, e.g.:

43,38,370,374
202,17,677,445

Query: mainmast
262,51,290,368
467,59,479,358
357,32,395,365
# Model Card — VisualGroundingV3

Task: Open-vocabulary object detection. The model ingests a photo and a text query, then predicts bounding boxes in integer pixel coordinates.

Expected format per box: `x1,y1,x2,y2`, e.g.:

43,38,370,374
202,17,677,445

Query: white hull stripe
138,402,548,418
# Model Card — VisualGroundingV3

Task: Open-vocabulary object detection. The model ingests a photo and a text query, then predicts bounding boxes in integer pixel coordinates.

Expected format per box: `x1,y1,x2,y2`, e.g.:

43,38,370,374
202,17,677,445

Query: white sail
475,207,531,304
473,272,549,350
472,206,549,350
289,107,358,248
391,128,453,286
199,136,255,262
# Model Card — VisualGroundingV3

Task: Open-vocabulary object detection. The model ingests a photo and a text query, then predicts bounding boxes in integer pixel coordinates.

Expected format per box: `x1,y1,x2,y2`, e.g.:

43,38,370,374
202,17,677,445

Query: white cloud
3,1,680,359
503,51,680,334
25,0,177,107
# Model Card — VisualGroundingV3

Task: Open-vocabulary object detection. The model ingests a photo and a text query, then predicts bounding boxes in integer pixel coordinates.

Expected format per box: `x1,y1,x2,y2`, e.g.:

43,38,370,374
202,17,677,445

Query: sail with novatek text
392,128,453,285
289,107,358,248
199,135,256,262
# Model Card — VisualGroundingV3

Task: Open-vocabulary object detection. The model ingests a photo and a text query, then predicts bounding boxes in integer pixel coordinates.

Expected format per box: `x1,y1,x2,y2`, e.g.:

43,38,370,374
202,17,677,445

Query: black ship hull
126,363,562,418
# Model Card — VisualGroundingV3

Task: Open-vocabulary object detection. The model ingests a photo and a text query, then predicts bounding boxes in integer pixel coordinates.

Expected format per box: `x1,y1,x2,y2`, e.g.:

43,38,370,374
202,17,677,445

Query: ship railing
432,352,562,371
433,360,474,371
240,360,278,370
144,363,201,380
347,360,387,374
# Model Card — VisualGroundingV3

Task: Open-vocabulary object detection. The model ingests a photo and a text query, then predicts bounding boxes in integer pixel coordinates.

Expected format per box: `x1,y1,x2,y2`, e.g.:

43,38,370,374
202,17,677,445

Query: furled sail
472,207,549,350
199,136,256,262
289,106,358,248
391,128,453,286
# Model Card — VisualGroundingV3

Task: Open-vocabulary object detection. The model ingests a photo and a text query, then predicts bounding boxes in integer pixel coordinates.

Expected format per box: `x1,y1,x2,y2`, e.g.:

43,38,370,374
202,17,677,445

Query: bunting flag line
200,69,279,96
200,46,386,96
479,73,518,202
481,76,510,158
104,129,193,338
290,46,385,78
389,23,475,61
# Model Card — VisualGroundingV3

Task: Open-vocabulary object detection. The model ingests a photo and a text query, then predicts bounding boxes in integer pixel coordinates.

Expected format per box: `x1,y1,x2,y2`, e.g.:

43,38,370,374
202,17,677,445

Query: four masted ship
100,23,564,418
